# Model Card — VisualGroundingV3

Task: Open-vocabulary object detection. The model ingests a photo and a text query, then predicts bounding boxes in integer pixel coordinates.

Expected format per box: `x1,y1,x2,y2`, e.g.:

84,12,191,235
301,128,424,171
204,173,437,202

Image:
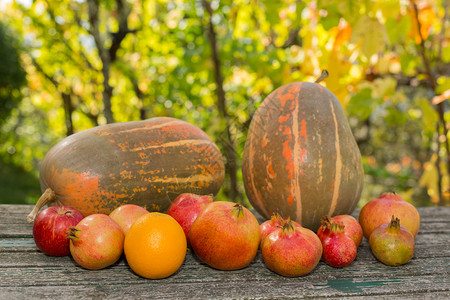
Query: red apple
189,201,261,270
167,193,213,245
32,206,84,256
109,204,149,235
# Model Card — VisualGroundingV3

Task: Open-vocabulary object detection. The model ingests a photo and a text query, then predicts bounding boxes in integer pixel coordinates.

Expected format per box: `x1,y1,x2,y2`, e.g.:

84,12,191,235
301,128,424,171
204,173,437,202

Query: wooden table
1,205,449,299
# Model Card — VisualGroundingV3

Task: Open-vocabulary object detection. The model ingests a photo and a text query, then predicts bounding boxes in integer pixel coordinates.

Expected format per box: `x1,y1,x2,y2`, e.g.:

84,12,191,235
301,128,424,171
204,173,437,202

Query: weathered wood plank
1,252,449,287
0,273,448,299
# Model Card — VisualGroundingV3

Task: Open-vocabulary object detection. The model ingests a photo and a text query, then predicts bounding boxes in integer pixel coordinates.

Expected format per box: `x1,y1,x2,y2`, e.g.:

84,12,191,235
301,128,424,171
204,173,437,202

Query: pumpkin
242,82,363,231
27,117,225,222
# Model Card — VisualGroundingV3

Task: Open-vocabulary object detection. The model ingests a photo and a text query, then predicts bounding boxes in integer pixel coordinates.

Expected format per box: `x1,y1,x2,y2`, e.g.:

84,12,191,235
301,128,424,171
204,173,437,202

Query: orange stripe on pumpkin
327,98,342,217
130,139,213,152
291,85,302,224
247,114,270,218
110,119,185,135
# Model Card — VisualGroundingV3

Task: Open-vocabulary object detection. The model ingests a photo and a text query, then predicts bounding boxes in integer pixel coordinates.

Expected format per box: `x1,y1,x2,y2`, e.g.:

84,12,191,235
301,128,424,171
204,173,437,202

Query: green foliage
0,158,41,204
0,22,27,126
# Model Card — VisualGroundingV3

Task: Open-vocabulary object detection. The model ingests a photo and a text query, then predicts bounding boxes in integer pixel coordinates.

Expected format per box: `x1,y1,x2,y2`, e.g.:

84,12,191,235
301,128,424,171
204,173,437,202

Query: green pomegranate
369,216,415,266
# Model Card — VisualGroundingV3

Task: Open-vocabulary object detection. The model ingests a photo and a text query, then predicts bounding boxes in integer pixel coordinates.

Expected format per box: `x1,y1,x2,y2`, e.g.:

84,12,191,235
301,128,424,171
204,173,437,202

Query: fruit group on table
67,214,124,270
27,117,225,221
369,216,415,266
318,221,357,268
318,215,363,247
359,192,420,239
32,206,84,256
261,220,322,277
242,82,364,231
189,201,260,270
109,204,149,235
124,212,187,279
167,193,214,246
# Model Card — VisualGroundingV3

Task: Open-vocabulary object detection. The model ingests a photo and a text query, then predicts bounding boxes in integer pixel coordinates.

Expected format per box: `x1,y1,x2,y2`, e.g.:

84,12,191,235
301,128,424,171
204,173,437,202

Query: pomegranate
260,213,301,248
369,216,415,266
167,193,213,246
67,214,124,270
189,201,260,270
359,192,420,239
319,222,357,268
33,206,84,256
261,220,322,277
318,215,363,247
109,204,149,235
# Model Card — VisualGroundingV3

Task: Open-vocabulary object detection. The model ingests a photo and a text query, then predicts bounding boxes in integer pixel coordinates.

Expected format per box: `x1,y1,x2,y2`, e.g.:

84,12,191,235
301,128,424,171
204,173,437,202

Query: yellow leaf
408,3,436,44
419,154,450,201
332,19,352,51
300,49,320,76
350,16,388,59
325,51,351,105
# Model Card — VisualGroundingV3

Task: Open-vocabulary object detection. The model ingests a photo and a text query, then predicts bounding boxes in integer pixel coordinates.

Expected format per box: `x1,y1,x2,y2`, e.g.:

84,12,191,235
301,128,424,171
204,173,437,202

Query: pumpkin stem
315,69,329,83
26,188,57,223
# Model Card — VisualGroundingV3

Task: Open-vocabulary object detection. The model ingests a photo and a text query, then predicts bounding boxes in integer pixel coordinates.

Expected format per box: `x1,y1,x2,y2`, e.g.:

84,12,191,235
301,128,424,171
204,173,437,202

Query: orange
124,212,187,279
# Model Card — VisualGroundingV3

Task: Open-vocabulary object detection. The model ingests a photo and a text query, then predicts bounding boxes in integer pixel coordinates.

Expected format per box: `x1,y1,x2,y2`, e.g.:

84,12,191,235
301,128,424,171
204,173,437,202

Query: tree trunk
202,0,239,202
62,93,74,136
87,0,135,124
87,0,114,123
101,64,114,124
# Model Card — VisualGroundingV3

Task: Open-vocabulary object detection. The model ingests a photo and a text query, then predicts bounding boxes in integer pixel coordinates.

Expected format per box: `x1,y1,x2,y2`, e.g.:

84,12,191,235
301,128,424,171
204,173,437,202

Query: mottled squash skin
242,82,363,231
38,117,225,217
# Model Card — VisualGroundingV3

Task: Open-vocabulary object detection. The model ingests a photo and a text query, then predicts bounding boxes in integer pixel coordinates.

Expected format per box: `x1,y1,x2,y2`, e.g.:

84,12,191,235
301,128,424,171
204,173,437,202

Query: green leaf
443,46,450,63
436,76,450,95
416,98,438,134
400,53,418,75
348,88,381,120
385,16,411,44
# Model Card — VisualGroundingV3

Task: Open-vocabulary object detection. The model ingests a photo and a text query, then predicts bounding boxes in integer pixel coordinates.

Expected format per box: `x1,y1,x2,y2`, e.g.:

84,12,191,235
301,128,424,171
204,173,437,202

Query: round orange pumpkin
28,117,224,222
242,82,363,231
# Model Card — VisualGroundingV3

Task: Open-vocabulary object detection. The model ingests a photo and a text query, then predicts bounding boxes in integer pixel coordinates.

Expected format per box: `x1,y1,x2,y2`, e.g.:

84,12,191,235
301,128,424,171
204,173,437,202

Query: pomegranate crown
320,216,344,234
320,216,332,229
270,212,284,225
330,221,345,233
281,218,297,233
387,215,401,231
66,226,81,240
231,203,245,218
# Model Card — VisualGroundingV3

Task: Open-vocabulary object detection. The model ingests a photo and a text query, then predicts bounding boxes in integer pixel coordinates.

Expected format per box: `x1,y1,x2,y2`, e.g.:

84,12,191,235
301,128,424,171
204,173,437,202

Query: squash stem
315,70,329,83
26,188,56,223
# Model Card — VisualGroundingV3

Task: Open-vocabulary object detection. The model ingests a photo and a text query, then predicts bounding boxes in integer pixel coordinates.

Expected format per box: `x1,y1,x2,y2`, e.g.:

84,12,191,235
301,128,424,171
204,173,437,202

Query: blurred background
0,0,449,207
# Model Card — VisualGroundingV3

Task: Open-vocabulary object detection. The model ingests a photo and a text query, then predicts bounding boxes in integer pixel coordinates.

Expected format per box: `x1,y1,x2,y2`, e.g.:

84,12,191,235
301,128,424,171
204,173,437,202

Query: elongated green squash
242,82,364,231
28,117,225,221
